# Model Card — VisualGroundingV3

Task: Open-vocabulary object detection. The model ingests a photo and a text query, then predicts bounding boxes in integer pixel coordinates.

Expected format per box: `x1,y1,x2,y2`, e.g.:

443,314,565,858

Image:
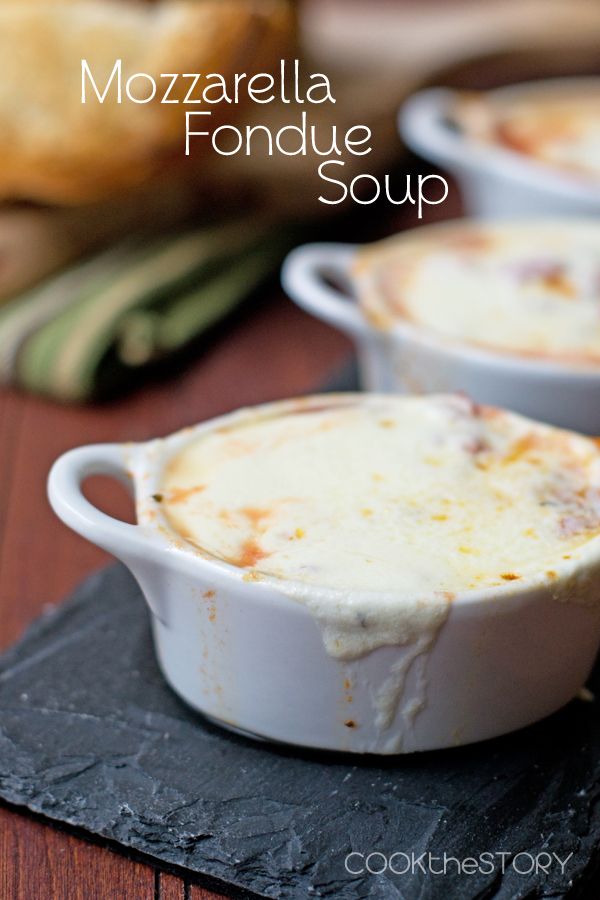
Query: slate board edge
0,794,263,900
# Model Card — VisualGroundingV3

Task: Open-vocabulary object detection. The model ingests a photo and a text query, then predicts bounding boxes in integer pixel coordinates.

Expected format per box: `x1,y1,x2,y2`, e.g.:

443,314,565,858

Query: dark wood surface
0,287,352,899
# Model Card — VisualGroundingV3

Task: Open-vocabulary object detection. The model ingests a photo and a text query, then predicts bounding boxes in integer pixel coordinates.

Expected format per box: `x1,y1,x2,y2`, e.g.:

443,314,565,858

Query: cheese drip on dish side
357,221,600,363
160,395,600,596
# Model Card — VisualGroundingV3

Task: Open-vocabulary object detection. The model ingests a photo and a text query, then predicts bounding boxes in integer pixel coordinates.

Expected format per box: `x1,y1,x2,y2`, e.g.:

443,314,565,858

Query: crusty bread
0,0,293,204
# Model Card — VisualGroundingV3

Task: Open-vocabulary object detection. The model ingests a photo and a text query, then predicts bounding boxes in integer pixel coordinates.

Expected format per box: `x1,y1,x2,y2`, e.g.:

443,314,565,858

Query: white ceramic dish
48,394,600,754
399,79,600,217
282,242,600,433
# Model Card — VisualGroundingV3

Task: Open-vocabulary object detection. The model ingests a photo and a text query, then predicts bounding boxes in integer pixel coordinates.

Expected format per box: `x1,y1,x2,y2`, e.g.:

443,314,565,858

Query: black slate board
2,364,600,899
2,561,600,898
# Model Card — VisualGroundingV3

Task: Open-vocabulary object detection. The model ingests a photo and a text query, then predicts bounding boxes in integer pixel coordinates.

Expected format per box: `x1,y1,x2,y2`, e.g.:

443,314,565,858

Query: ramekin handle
399,88,465,169
281,243,364,337
48,444,147,559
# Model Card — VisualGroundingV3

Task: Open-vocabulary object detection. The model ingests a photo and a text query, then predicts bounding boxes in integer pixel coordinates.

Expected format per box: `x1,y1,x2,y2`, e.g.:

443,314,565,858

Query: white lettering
81,58,121,103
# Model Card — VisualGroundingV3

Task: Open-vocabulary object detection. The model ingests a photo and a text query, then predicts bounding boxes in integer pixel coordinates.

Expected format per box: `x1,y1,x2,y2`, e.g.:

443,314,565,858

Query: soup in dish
47,393,600,752
160,394,600,596
354,219,600,366
452,82,600,183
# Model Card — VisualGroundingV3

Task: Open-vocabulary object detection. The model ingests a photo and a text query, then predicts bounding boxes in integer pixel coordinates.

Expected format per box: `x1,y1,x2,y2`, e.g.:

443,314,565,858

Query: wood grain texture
158,873,185,900
188,884,229,900
0,807,154,900
158,874,228,900
0,292,351,898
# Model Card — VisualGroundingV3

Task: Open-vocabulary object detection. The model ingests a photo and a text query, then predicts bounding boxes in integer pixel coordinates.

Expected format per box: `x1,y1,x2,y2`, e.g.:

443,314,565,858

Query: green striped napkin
0,219,291,402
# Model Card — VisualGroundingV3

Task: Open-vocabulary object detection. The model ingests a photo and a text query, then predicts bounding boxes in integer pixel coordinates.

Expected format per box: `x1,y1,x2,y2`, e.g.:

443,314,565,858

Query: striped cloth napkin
0,219,291,402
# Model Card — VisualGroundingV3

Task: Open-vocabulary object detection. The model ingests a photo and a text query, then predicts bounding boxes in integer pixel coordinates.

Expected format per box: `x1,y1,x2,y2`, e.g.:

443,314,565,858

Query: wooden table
0,285,352,899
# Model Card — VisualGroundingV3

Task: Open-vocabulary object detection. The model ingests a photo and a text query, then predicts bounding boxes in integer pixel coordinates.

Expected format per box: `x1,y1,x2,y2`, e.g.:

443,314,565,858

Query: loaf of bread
0,0,293,204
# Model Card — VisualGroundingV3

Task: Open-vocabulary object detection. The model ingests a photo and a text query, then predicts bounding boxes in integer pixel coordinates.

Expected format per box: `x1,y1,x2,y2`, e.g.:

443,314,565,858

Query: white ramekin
48,395,600,754
282,243,600,433
399,79,600,217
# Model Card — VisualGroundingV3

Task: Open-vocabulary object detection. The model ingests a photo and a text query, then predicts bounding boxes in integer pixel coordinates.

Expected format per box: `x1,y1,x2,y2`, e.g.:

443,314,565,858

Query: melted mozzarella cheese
455,85,600,181
160,395,600,595
355,220,600,362
536,120,600,178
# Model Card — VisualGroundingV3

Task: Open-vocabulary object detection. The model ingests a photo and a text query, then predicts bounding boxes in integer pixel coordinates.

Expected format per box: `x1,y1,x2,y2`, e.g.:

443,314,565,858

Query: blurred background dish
449,80,600,185
283,218,600,433
400,78,600,217
397,32,600,215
